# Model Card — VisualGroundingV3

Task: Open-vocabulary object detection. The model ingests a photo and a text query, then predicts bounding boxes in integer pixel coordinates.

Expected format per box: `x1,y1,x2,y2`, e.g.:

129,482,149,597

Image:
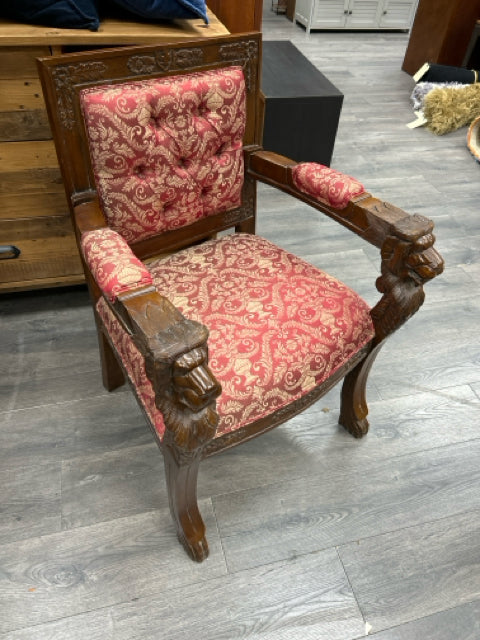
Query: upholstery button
135,164,146,177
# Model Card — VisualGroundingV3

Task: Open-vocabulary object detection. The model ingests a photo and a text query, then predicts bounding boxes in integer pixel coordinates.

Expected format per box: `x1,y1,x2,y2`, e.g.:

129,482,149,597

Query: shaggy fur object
410,82,467,112
423,83,480,135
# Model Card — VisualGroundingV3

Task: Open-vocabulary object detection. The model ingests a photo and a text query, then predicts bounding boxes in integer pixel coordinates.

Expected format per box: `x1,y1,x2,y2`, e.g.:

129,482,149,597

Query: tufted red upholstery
292,163,365,209
81,228,153,301
80,67,246,244
96,233,375,439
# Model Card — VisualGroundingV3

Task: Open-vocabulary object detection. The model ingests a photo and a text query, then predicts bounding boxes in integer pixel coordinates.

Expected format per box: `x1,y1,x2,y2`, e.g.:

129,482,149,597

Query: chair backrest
38,33,262,256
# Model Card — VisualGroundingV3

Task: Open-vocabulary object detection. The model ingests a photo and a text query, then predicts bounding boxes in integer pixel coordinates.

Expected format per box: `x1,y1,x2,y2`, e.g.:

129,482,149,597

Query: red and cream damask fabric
292,163,365,209
80,67,246,244
96,234,375,439
81,228,153,301
98,296,159,429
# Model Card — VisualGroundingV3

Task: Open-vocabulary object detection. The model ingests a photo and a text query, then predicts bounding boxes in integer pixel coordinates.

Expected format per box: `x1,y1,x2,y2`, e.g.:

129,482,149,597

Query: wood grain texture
0,216,83,286
338,509,480,633
0,79,46,111
0,550,364,639
0,110,52,142
0,503,226,634
214,437,480,572
0,462,61,545
0,47,51,79
61,443,167,530
0,13,228,46
366,601,480,640
0,393,151,469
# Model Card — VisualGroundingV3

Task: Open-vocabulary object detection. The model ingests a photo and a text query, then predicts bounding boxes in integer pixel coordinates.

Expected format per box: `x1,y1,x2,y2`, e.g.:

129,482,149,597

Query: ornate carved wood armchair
38,34,443,562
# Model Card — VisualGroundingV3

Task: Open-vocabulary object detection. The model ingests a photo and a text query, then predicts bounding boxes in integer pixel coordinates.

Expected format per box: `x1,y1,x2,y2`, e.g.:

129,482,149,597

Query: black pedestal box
262,41,343,167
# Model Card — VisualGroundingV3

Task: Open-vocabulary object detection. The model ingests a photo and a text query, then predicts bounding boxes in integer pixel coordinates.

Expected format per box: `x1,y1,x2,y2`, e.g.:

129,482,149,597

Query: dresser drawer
0,216,84,292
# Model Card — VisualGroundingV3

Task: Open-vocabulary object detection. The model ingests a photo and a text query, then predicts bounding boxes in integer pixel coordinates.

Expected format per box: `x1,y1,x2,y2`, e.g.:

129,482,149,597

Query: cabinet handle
0,245,21,260
344,9,348,14
383,9,387,14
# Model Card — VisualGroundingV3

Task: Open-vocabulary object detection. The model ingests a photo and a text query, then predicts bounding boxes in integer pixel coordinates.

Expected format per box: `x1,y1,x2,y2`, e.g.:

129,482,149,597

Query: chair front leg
339,344,383,438
154,346,221,562
340,213,444,438
163,443,208,562
115,290,221,560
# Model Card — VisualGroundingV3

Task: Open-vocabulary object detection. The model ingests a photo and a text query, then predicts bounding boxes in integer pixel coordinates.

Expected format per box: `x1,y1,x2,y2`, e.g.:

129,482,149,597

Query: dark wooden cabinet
402,0,480,75
206,0,263,32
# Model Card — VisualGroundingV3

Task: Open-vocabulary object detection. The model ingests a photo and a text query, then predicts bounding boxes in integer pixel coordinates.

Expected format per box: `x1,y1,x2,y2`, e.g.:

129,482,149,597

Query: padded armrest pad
81,228,153,301
292,163,365,209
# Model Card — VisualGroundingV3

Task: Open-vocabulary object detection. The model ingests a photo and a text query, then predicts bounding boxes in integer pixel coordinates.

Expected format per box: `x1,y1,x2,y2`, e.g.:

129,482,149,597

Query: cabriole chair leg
163,445,209,562
339,344,382,438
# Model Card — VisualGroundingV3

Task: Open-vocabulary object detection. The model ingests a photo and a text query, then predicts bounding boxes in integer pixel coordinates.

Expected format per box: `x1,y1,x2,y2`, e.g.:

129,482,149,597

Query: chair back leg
96,324,126,392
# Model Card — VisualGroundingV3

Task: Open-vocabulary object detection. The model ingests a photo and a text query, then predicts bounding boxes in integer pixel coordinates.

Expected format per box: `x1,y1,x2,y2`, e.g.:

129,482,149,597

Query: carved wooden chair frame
38,33,443,562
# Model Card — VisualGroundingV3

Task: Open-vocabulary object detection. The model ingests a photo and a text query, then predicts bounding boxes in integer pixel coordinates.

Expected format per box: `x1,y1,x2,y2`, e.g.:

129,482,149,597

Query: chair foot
178,532,209,562
339,345,382,439
338,410,369,438
163,445,209,562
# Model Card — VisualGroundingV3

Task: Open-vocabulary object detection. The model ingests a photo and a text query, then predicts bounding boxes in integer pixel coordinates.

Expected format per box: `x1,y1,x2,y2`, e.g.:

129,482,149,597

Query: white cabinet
346,0,382,28
294,0,417,32
378,0,417,28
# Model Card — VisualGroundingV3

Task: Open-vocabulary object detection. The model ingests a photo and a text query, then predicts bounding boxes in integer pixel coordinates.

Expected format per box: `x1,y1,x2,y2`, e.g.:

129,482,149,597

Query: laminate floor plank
338,510,480,633
214,438,480,572
0,550,365,640
61,384,478,536
280,384,480,462
0,370,110,413
471,381,480,400
0,503,226,634
0,392,150,469
0,462,61,545
366,601,480,640
60,443,165,530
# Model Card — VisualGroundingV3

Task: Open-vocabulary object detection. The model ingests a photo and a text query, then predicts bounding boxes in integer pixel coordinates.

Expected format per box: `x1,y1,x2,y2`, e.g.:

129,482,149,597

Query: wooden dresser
0,12,230,293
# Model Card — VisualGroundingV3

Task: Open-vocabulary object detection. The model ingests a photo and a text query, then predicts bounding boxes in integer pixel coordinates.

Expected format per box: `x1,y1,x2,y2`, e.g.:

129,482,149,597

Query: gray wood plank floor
1,3,479,638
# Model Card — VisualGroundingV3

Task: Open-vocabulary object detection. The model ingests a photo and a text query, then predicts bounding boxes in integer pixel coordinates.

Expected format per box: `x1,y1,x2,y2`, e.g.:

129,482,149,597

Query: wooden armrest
114,288,221,455
77,220,220,450
248,150,435,249
73,195,107,234
247,149,444,342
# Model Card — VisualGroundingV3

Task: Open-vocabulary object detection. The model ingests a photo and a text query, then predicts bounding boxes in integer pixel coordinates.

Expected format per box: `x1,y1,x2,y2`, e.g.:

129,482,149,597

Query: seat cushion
80,67,246,244
96,234,375,438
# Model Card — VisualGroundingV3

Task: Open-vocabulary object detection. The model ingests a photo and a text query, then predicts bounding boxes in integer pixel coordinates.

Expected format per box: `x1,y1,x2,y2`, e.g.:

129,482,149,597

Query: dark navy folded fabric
1,0,100,30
